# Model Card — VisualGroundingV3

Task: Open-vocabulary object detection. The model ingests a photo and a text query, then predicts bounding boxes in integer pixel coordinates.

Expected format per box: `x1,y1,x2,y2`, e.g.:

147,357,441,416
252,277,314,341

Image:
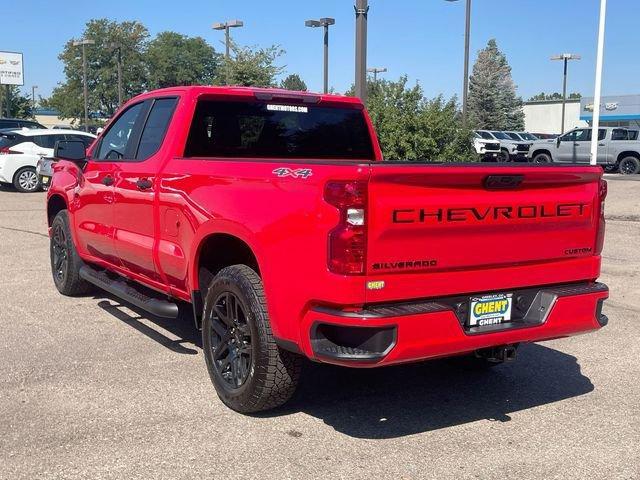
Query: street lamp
212,19,244,59
445,0,472,124
354,0,369,102
73,39,95,132
305,17,335,94
551,53,581,134
367,67,387,82
108,42,123,107
31,85,38,119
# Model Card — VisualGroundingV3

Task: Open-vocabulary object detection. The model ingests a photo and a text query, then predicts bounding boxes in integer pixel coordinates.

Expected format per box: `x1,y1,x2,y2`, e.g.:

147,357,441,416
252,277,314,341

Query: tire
50,210,93,296
618,156,640,175
13,167,41,193
533,152,552,164
499,149,511,162
202,265,302,413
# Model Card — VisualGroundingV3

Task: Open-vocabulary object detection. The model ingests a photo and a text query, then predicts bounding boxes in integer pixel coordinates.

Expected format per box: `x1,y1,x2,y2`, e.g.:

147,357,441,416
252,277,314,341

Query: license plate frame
468,293,513,327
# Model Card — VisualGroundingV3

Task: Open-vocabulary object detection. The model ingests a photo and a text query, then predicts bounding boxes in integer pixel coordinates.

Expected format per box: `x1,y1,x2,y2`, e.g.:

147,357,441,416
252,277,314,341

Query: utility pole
354,0,368,102
551,53,581,134
31,85,38,119
73,39,95,132
109,43,124,107
213,20,244,84
305,18,336,94
367,67,387,83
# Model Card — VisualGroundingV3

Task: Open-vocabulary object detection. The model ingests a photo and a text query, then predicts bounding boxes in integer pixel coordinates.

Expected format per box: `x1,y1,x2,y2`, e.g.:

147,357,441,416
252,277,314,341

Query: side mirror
54,140,87,165
556,137,561,147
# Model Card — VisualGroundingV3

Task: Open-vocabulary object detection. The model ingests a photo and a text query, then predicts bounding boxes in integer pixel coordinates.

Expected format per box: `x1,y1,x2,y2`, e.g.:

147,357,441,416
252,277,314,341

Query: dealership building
523,94,640,135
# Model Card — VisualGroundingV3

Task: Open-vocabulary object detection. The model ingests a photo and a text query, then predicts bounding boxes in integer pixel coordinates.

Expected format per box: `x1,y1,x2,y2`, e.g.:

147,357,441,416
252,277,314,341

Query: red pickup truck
46,86,609,413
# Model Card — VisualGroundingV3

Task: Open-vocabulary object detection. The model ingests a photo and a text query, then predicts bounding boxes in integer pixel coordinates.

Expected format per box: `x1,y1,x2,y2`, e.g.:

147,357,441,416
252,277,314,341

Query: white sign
0,51,24,86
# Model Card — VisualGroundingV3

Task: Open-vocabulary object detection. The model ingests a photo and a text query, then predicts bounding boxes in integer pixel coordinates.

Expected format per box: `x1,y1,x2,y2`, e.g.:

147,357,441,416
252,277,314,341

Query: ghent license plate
469,293,513,327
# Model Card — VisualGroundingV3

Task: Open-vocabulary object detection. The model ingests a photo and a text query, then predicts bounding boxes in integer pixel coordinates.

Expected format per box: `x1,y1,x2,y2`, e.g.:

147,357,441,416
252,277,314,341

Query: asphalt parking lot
0,175,638,480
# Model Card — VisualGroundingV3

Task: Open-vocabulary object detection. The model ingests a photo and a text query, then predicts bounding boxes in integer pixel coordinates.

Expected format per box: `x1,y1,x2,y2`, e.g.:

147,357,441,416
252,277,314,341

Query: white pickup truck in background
528,127,640,174
472,131,501,161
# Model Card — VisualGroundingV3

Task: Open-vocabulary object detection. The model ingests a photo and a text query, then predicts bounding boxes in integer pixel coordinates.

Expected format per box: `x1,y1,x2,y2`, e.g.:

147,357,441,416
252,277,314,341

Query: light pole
73,39,95,132
212,20,244,85
31,85,38,119
551,53,581,134
109,42,123,107
354,0,368,102
212,20,244,59
446,0,472,124
367,67,387,82
305,17,335,94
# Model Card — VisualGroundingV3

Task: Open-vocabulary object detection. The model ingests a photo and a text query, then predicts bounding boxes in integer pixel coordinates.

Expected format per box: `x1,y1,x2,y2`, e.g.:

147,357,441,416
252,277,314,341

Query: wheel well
196,234,259,291
532,149,551,159
47,194,67,226
617,151,640,164
192,234,259,330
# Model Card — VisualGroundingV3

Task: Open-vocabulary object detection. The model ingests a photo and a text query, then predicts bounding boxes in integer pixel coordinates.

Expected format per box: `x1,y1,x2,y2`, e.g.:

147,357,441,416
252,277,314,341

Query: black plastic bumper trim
310,322,397,362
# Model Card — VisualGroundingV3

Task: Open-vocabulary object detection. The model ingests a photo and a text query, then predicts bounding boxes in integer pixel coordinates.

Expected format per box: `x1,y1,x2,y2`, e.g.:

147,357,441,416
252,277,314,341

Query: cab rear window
184,100,375,160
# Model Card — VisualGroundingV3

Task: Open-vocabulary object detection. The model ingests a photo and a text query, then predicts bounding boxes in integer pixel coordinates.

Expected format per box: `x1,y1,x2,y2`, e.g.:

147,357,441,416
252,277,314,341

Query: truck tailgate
366,164,603,300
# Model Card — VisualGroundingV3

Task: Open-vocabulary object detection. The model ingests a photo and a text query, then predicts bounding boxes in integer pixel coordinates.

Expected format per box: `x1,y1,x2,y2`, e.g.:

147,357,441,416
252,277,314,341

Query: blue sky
2,0,638,102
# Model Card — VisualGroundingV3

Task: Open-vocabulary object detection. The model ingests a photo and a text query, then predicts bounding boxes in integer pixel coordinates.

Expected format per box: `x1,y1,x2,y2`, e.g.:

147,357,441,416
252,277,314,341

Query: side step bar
79,265,179,319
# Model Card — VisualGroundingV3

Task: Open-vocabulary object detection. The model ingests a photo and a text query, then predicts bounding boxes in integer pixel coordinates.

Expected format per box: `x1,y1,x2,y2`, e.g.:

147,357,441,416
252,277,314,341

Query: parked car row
0,129,95,192
473,130,537,162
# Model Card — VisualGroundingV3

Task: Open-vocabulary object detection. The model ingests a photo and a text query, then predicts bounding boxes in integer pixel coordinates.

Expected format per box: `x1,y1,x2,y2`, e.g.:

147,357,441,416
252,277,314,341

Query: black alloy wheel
208,291,253,389
619,157,640,175
51,221,69,286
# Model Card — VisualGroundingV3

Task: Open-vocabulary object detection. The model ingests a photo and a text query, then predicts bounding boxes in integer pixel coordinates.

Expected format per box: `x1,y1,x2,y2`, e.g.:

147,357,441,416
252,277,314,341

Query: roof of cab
128,85,362,105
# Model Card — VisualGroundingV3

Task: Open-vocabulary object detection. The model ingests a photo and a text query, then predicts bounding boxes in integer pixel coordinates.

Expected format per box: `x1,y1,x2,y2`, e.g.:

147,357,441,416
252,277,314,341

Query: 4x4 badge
272,167,313,179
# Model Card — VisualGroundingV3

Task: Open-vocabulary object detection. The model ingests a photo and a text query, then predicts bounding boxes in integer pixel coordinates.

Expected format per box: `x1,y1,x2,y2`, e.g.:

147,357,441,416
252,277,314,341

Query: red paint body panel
46,86,608,366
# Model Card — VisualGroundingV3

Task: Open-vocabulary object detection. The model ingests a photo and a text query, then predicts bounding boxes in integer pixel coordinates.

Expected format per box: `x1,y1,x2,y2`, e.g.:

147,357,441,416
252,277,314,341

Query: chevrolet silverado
46,86,609,413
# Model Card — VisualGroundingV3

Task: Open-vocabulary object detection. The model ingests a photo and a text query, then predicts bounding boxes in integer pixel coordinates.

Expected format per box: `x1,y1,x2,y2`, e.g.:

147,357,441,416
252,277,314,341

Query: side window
136,98,177,160
574,129,591,142
32,135,61,149
611,129,627,141
67,134,95,148
560,131,577,142
598,129,606,141
96,102,145,161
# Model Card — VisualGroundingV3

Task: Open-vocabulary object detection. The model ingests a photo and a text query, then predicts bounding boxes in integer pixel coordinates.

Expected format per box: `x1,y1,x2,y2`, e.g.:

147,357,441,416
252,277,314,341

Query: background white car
0,129,95,192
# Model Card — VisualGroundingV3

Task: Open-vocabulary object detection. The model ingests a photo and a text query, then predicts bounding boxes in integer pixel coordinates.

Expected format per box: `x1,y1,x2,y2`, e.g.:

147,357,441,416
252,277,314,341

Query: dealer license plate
469,293,513,327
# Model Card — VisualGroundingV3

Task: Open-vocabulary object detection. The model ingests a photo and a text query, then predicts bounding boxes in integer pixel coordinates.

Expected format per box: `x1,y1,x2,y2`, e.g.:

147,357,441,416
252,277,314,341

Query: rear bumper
297,282,608,367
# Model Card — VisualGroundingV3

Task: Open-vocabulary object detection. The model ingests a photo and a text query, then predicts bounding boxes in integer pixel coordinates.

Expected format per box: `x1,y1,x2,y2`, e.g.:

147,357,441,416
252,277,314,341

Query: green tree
215,42,284,87
47,19,149,120
146,32,220,89
280,73,307,91
0,86,33,118
353,76,473,161
467,39,524,130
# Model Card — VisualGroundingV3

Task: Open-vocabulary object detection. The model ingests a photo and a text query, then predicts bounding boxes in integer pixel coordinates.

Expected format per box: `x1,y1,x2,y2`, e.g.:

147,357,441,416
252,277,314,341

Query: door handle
102,175,114,186
136,178,153,190
598,143,606,147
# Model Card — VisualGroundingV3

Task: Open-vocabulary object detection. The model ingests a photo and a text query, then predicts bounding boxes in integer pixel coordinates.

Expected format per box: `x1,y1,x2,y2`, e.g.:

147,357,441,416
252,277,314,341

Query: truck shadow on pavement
283,344,594,438
94,294,594,439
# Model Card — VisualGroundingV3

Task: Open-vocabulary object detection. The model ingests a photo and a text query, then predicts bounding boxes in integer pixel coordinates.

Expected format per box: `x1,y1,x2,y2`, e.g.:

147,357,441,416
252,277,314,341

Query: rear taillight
595,178,607,255
0,146,21,155
324,181,367,275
